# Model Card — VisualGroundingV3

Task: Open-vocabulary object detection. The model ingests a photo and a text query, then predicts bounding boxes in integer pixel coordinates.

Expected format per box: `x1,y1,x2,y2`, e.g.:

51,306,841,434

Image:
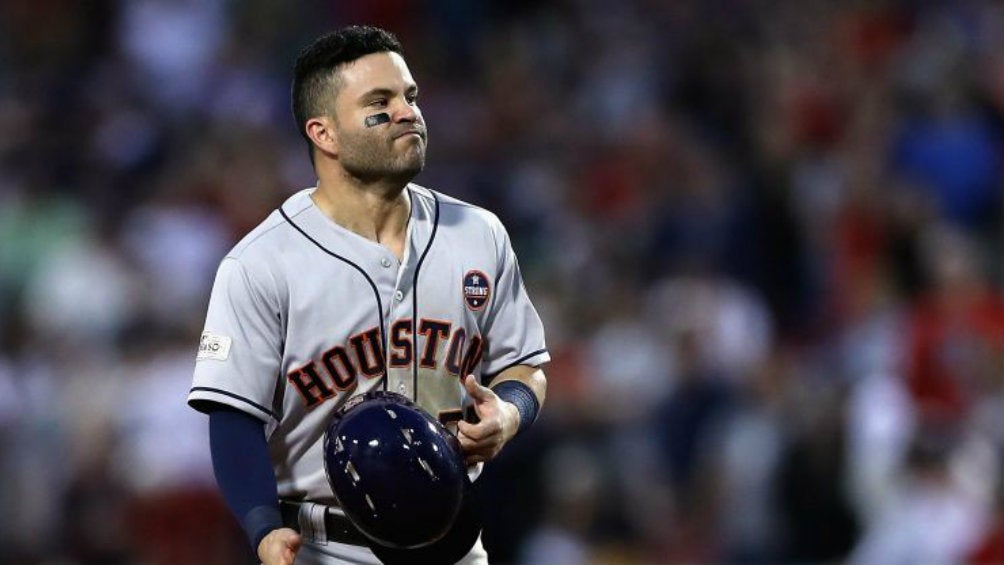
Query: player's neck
312,177,410,259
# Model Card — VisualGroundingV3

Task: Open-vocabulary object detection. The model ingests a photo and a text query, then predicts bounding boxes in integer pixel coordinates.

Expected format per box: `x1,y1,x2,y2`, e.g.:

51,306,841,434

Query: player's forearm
489,365,546,433
490,365,546,406
208,406,284,550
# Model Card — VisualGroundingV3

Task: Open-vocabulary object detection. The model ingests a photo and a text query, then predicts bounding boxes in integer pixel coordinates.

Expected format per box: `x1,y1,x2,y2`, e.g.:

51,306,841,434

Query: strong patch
462,270,491,311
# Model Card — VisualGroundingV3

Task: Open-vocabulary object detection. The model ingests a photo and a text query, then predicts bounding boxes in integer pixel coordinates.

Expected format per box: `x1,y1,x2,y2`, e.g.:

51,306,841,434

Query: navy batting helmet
323,390,469,549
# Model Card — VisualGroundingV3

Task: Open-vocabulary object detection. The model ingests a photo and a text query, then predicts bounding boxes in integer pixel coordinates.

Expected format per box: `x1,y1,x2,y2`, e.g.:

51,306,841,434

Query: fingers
465,453,488,465
458,376,512,465
458,425,498,448
459,440,495,465
458,418,500,441
463,374,492,401
284,531,302,559
259,528,302,565
457,419,503,464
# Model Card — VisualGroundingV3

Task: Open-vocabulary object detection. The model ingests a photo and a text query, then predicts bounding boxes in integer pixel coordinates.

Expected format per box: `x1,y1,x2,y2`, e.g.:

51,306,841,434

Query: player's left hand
457,374,520,465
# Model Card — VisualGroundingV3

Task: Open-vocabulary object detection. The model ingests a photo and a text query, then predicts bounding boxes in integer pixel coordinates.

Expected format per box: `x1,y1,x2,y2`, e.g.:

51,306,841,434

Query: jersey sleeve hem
188,386,275,422
482,348,550,382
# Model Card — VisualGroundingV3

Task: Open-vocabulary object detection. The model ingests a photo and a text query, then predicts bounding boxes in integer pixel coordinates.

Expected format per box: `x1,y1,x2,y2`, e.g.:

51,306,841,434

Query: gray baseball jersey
188,184,549,503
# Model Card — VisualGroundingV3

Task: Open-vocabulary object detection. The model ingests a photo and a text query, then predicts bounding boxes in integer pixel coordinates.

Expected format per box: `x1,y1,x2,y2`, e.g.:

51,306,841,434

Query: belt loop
297,502,329,546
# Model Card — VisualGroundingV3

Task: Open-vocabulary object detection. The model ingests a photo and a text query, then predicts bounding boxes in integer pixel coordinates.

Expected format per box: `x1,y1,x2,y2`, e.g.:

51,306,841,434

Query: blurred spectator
584,282,677,420
904,224,1004,425
969,476,1004,565
711,355,790,564
518,444,600,565
0,188,89,319
22,224,143,353
891,9,1003,234
848,432,989,565
118,0,230,113
845,370,916,526
646,328,733,564
646,274,773,384
776,379,860,564
113,333,247,565
60,417,131,565
121,198,230,326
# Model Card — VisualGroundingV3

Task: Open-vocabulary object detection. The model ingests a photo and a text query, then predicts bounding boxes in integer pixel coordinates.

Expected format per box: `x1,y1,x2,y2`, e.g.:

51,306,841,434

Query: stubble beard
339,129,427,186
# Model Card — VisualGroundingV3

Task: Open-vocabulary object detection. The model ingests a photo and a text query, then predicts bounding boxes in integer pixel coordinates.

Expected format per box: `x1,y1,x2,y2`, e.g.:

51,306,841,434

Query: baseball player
188,26,549,565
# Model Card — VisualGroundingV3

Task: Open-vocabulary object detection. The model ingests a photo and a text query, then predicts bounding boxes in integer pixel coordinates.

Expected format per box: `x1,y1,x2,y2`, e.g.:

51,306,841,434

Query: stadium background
2,1,1004,564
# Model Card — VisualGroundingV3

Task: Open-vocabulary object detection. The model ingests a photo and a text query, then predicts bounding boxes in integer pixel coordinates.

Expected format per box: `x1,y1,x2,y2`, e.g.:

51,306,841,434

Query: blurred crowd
2,1,1004,564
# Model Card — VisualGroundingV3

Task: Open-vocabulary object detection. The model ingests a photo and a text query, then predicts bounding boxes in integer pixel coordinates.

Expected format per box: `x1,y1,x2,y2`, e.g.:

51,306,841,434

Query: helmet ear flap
323,390,470,549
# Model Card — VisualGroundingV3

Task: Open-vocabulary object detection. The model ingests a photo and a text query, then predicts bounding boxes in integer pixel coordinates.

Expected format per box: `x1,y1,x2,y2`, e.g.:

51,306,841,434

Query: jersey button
381,257,392,268
394,290,404,301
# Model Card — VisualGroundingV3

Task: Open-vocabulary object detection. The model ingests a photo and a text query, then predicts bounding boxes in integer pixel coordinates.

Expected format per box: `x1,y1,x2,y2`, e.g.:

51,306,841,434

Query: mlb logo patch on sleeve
198,331,232,361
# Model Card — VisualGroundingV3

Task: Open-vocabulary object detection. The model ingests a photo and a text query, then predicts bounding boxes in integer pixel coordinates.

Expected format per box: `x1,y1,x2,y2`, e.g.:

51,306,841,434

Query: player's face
332,52,427,184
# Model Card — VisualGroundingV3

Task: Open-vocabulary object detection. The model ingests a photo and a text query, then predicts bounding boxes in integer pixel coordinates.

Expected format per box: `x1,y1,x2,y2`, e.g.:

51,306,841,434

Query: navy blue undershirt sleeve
208,406,283,551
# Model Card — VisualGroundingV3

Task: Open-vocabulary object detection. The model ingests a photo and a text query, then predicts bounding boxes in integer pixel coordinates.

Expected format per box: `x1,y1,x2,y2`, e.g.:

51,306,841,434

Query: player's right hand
457,374,520,465
258,527,302,565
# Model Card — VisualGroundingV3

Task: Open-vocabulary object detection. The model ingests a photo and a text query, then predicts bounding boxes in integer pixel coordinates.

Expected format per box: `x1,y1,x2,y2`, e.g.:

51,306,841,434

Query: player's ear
305,116,339,157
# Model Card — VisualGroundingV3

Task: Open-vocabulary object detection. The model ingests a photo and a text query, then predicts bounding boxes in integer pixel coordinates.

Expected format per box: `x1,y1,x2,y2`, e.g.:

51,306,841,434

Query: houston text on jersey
286,318,485,408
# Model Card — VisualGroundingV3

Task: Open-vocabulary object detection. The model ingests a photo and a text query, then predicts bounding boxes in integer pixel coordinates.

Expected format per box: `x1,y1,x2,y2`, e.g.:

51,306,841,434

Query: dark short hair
291,26,402,141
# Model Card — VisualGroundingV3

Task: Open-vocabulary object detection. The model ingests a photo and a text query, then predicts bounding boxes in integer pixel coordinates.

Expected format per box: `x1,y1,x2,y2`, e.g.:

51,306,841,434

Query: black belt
279,501,370,547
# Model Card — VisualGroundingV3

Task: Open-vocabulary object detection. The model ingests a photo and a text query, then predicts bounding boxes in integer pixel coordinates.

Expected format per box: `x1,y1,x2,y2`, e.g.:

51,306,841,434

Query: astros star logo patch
463,270,491,311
